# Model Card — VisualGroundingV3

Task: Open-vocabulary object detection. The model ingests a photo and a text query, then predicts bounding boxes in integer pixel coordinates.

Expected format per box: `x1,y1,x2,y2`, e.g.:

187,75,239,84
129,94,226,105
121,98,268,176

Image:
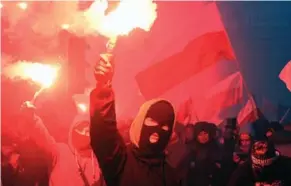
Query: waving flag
136,31,235,99
135,2,236,100
199,72,242,124
279,61,291,92
205,71,243,108
237,96,265,126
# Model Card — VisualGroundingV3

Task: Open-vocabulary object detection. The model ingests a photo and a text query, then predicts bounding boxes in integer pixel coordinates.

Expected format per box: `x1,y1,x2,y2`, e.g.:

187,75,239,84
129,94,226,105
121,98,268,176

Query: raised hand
94,53,114,87
20,101,36,121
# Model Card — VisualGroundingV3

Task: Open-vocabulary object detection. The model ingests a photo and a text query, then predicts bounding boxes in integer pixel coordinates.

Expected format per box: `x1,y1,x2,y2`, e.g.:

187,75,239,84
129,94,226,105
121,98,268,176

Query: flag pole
280,108,290,124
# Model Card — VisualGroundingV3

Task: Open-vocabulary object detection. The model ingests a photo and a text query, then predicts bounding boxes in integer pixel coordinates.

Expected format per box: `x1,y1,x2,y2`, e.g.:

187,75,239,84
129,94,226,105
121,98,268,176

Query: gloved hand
94,53,114,87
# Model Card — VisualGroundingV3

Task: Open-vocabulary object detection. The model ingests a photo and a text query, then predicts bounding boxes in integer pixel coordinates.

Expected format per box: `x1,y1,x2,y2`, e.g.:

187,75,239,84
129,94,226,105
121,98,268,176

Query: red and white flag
198,72,242,124
205,71,243,109
237,97,258,125
136,31,235,99
112,2,240,120
135,2,236,100
279,61,291,92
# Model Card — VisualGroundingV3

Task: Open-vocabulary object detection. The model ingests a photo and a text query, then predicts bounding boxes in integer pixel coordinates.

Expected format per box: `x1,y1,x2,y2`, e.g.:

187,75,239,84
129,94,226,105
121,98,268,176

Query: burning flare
2,61,60,102
2,61,59,88
17,2,28,10
77,103,88,113
86,0,157,39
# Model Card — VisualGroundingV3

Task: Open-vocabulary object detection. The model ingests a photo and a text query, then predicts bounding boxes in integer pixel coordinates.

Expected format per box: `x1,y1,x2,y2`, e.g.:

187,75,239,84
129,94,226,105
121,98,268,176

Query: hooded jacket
50,120,105,186
90,86,180,186
182,122,222,186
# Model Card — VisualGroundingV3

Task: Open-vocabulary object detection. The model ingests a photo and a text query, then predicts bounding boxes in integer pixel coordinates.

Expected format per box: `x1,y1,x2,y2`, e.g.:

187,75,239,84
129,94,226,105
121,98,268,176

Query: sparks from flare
86,0,157,39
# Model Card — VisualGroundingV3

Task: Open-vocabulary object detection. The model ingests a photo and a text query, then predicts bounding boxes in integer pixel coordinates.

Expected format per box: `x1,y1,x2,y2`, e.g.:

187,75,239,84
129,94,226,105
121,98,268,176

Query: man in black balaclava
90,53,180,186
228,120,291,186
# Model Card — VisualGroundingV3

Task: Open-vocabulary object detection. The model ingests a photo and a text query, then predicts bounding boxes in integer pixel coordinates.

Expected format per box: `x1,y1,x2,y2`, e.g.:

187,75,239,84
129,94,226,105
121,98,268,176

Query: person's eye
162,125,169,131
144,118,159,126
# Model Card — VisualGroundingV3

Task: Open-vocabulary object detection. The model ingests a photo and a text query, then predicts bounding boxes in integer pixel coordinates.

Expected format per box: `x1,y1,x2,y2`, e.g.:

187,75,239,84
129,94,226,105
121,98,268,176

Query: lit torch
28,63,60,103
2,61,60,104
86,0,157,52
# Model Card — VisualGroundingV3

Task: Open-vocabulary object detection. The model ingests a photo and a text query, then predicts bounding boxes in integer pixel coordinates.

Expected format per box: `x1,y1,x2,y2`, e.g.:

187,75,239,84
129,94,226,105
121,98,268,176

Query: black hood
129,99,175,156
193,121,217,143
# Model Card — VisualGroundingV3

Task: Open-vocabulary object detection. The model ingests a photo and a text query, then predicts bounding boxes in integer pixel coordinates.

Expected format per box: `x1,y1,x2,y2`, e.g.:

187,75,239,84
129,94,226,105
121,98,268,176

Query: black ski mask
129,100,175,156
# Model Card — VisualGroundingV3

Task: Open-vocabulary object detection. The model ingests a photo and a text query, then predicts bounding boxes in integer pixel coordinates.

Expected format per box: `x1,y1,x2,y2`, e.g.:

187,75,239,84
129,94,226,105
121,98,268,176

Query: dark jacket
1,135,52,186
90,86,180,186
181,122,222,186
228,156,291,186
1,114,57,186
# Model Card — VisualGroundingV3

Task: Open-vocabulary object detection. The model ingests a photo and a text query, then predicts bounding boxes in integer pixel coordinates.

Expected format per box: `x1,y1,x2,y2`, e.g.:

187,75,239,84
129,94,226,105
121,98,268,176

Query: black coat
1,138,51,186
228,156,291,186
90,87,180,186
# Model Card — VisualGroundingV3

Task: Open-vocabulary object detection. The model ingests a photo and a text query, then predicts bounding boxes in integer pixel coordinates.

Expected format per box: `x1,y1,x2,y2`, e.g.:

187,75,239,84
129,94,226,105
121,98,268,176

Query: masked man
90,53,180,186
228,120,291,186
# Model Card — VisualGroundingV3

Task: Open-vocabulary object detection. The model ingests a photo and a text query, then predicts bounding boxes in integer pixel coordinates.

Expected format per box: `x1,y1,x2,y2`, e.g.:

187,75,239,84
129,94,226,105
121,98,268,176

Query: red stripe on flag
135,31,235,99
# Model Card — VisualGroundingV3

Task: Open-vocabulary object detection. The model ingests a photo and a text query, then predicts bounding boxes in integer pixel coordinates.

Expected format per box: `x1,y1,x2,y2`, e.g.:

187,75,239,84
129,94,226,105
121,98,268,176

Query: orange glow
17,2,27,10
3,61,60,88
77,103,88,113
23,63,59,88
61,24,70,30
86,0,157,39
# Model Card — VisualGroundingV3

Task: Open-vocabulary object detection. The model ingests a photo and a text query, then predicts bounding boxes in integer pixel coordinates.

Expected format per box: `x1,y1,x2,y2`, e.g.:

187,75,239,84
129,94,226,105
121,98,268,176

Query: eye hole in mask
161,125,169,131
144,118,159,127
144,118,169,131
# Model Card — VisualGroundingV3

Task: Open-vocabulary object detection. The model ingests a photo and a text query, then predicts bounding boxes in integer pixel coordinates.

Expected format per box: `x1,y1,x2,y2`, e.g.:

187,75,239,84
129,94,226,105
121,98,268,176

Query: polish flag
237,97,258,125
135,2,236,100
199,72,243,124
205,71,243,109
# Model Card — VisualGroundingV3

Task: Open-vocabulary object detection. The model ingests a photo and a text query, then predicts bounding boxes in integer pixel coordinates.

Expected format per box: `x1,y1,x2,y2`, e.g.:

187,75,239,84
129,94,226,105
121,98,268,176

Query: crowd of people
2,53,291,186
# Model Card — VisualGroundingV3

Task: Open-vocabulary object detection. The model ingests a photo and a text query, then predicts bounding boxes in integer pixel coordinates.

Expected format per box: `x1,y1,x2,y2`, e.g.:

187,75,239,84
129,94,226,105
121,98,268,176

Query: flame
0,3,3,9
77,103,88,113
61,24,70,30
86,0,157,38
2,61,60,88
17,2,27,10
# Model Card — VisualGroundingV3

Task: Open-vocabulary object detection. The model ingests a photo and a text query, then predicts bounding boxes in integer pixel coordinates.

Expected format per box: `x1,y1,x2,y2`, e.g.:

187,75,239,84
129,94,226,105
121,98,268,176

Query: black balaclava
138,100,175,155
251,137,279,170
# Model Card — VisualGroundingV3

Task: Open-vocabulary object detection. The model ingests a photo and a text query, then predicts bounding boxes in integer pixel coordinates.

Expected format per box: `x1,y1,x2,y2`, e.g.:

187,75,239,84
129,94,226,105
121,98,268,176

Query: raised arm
90,53,126,184
19,102,57,157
